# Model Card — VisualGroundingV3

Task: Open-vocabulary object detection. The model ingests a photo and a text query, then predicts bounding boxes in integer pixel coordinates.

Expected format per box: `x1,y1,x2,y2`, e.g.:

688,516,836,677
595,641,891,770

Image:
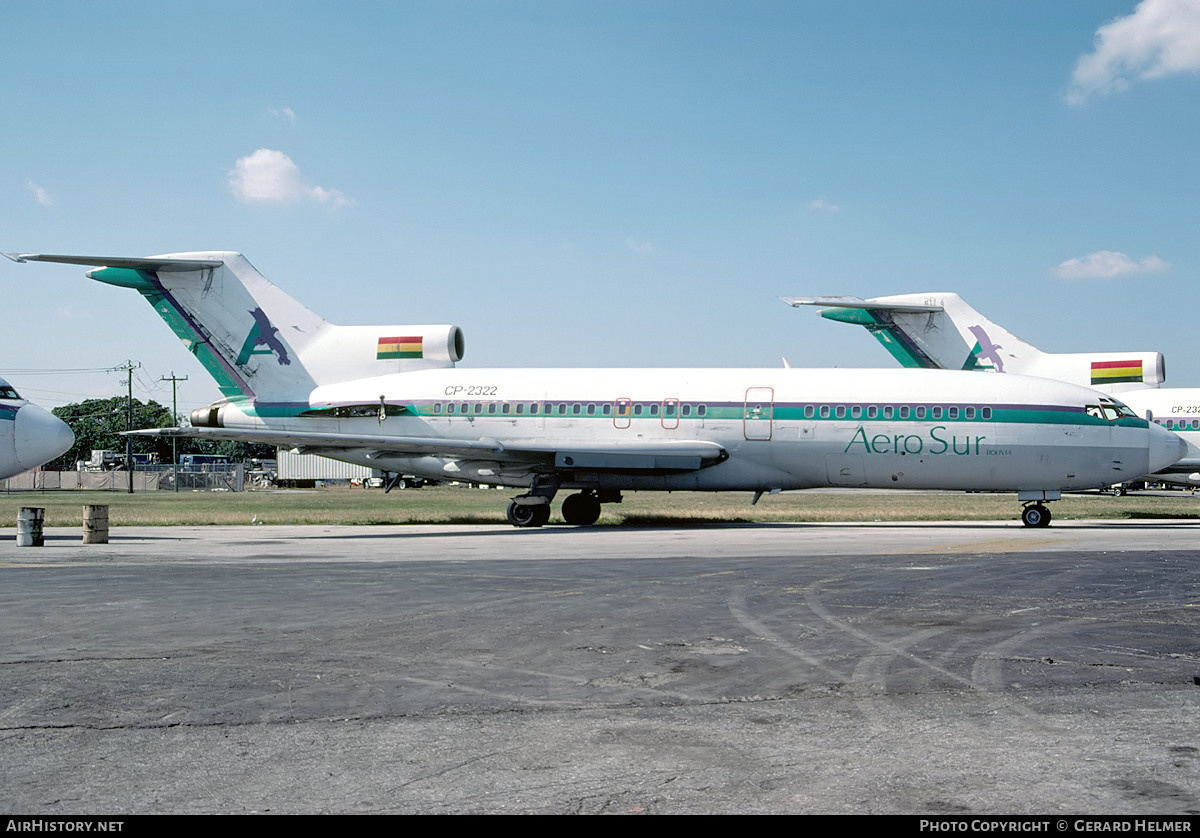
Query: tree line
48,396,275,468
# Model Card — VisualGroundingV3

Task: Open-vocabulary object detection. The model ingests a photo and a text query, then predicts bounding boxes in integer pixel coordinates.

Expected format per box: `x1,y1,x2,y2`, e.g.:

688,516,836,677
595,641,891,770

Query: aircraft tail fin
783,292,1164,391
8,252,465,404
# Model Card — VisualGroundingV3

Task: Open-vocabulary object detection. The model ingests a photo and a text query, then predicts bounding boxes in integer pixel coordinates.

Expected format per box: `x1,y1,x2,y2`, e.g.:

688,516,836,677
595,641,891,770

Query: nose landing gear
1021,503,1052,528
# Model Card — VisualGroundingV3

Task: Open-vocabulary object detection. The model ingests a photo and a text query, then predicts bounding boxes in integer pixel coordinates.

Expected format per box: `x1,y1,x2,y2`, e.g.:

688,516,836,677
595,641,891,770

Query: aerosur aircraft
0,375,74,480
6,253,1186,527
784,292,1200,486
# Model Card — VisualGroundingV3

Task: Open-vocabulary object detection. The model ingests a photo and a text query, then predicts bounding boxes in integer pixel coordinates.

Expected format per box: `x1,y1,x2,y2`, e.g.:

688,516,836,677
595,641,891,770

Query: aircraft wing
127,426,727,472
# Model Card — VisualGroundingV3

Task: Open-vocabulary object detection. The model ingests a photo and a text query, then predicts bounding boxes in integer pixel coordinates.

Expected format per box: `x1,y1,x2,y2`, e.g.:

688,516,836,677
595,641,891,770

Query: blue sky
3,0,1198,414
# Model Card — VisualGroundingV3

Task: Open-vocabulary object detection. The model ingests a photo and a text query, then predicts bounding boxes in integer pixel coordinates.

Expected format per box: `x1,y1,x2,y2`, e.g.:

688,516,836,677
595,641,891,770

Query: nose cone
14,404,74,470
1148,423,1188,475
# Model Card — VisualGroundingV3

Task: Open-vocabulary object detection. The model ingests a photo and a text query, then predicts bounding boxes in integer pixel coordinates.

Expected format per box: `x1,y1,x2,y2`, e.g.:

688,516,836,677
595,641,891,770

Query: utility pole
160,372,188,492
116,360,141,494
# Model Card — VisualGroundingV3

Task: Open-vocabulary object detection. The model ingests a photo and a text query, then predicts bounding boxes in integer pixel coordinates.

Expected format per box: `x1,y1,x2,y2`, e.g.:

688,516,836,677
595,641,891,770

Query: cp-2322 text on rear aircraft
784,292,1200,488
6,252,1186,527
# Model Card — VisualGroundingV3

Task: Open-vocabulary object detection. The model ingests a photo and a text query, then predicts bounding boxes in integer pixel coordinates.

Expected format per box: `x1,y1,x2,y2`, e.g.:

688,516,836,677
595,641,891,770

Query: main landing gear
506,499,551,527
1021,503,1052,528
505,488,612,527
560,492,602,525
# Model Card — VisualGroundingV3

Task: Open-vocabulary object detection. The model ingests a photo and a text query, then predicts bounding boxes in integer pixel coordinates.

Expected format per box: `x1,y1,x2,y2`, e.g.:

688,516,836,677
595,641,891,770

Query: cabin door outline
744,387,774,441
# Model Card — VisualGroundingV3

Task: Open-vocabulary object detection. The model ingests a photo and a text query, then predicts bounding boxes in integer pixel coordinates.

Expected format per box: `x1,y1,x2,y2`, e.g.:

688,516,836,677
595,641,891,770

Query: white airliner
784,292,1200,485
0,375,75,480
5,253,1186,527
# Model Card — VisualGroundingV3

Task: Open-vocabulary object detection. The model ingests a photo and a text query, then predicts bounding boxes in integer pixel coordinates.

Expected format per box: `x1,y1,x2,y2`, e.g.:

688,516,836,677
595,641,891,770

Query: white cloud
270,107,297,126
1052,250,1170,279
626,237,655,254
1067,0,1200,104
809,197,841,213
228,148,351,208
26,179,52,207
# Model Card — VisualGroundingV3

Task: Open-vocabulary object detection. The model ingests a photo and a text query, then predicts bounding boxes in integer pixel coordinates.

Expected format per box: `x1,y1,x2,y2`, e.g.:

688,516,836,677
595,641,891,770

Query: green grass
1,485,1196,527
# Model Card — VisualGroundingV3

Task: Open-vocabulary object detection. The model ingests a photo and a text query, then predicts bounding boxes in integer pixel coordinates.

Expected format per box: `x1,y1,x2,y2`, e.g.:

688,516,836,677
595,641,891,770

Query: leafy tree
51,397,174,469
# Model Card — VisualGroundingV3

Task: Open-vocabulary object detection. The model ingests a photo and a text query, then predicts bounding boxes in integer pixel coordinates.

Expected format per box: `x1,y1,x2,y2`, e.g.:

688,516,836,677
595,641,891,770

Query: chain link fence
4,464,246,492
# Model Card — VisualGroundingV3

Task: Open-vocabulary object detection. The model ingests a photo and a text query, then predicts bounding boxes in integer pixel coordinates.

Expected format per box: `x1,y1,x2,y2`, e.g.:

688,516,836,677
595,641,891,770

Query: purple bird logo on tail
236,307,292,366
967,325,1004,373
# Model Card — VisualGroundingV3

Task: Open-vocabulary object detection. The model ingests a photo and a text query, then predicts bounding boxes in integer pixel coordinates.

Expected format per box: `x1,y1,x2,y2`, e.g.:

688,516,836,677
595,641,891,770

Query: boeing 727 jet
0,376,74,480
6,253,1185,527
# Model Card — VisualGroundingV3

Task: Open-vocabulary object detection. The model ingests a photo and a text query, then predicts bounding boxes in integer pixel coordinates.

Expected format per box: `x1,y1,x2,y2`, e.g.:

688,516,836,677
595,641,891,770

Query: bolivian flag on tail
377,335,423,360
1091,359,1143,385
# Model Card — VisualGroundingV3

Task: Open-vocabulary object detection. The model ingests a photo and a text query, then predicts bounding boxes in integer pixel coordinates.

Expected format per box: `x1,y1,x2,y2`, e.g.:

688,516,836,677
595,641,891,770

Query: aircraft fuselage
205,367,1175,494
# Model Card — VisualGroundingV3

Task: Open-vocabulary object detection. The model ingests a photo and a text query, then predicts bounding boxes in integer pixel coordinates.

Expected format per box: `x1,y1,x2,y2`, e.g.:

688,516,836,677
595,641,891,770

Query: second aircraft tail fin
782,292,1165,392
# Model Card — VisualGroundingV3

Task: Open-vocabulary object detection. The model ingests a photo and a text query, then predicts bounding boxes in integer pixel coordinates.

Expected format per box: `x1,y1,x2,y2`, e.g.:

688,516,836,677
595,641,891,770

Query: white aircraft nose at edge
0,376,75,480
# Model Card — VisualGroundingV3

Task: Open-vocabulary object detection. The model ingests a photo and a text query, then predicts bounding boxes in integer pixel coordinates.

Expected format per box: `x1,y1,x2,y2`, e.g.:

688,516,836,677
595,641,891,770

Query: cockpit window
1100,398,1137,421
0,385,20,400
1089,399,1138,422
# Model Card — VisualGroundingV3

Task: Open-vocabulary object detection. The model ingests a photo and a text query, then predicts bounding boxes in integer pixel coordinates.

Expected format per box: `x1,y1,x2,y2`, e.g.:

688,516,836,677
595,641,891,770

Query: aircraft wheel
1021,504,1052,528
561,492,602,526
507,500,550,528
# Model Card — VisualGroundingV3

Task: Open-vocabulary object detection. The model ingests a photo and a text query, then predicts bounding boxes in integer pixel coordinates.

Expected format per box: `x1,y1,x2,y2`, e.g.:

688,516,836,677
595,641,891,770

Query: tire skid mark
725,586,844,680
